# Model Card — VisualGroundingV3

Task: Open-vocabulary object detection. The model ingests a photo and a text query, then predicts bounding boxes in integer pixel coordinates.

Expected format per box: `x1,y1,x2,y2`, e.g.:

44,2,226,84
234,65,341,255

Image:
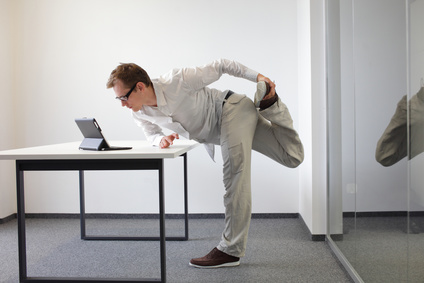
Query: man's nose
121,100,127,107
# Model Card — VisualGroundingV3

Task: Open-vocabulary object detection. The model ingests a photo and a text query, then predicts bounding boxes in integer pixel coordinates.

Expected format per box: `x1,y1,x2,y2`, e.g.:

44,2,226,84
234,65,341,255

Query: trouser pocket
222,142,244,183
228,143,244,174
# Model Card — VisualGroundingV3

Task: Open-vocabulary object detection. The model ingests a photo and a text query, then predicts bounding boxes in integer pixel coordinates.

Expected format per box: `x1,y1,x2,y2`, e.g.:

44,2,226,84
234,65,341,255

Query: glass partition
407,1,424,282
327,0,424,281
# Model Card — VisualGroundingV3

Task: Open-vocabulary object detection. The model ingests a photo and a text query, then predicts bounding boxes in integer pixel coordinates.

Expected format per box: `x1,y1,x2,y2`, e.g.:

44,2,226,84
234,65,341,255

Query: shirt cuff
244,69,259,83
151,135,164,147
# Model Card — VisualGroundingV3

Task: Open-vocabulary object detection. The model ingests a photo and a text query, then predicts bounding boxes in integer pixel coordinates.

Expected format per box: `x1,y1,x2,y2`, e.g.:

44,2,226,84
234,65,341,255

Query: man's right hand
160,133,179,148
257,73,276,99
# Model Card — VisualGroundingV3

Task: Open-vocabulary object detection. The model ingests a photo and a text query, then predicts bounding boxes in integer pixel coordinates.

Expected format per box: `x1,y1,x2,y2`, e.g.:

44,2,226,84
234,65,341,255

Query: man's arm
181,59,260,91
133,116,166,147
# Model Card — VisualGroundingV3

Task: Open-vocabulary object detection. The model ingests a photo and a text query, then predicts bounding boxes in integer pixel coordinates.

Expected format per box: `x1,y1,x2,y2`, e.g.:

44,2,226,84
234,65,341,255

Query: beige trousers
217,93,304,257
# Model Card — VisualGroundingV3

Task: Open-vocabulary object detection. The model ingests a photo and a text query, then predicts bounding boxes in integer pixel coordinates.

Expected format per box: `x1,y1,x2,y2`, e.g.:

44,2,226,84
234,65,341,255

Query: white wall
310,0,327,235
297,0,313,231
297,0,327,235
1,0,303,217
0,0,17,218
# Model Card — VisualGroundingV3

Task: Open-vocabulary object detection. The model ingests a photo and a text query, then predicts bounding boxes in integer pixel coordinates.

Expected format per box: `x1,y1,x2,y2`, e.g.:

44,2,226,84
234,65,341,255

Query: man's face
113,79,142,112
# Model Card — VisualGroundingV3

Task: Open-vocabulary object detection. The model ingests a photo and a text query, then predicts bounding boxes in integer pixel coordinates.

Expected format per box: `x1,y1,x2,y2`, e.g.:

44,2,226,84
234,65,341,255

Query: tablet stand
79,138,107,151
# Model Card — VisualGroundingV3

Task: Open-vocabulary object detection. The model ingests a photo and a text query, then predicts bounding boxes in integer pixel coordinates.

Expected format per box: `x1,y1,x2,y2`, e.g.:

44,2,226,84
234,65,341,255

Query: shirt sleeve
181,58,259,91
132,114,165,146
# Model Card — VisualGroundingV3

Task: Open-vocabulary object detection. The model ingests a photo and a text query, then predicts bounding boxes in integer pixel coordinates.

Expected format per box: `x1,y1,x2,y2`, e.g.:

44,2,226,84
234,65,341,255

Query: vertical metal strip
79,170,86,239
183,153,189,240
16,161,28,281
158,159,167,282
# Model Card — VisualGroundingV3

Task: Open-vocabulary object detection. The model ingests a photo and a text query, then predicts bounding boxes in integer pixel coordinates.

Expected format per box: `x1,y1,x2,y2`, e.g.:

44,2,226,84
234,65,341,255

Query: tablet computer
75,118,132,151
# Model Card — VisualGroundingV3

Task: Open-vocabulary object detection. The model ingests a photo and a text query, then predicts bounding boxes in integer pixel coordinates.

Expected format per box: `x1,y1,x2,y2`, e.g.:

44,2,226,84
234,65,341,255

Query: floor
0,217,352,283
331,216,424,283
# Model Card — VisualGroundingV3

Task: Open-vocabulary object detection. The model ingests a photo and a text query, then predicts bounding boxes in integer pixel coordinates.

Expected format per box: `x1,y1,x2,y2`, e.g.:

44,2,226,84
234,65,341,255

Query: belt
222,90,234,106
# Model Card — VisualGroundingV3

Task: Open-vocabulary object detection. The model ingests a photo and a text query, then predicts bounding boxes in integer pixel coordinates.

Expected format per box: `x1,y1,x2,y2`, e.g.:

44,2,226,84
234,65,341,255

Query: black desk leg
183,153,189,240
14,160,168,282
79,170,87,239
158,159,166,282
16,163,28,282
79,155,189,241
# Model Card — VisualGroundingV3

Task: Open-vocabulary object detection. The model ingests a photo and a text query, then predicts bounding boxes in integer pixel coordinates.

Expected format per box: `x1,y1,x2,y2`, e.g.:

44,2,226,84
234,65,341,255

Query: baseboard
309,211,423,241
2,212,326,241
343,211,424,217
298,213,325,242
329,234,344,241
251,213,298,219
0,213,16,224
0,212,299,222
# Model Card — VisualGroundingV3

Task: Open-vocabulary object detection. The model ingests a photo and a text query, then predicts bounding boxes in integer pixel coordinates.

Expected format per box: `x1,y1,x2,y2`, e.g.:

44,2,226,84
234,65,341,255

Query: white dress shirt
131,58,259,160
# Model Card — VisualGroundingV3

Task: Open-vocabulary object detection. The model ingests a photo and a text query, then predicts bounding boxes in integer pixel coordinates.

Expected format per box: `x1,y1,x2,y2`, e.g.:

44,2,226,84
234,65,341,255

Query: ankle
259,93,278,110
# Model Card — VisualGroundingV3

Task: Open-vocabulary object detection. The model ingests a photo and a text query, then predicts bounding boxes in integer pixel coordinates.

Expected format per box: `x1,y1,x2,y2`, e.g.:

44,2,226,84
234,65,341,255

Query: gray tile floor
0,217,352,283
332,216,424,283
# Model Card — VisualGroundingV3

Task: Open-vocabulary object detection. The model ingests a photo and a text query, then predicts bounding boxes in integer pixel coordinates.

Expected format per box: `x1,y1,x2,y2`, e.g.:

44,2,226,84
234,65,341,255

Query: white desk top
0,140,199,160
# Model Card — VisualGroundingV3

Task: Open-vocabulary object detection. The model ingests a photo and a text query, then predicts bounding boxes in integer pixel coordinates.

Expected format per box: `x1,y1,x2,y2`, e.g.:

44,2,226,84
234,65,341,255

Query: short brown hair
106,63,152,89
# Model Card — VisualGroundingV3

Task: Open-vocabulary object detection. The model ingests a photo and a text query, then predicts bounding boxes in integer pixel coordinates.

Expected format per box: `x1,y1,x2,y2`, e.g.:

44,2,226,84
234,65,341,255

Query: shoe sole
189,261,240,269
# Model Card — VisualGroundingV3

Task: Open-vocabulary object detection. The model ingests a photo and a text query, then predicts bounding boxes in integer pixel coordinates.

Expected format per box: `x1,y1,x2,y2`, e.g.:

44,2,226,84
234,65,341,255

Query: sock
259,92,278,110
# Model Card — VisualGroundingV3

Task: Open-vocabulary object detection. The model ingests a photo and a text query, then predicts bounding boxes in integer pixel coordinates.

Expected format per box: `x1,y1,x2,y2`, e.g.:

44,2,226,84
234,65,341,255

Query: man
107,58,304,268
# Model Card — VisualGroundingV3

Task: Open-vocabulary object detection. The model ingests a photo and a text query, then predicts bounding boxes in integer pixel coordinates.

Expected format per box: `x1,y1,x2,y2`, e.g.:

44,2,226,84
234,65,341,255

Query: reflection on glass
376,86,424,167
326,0,424,282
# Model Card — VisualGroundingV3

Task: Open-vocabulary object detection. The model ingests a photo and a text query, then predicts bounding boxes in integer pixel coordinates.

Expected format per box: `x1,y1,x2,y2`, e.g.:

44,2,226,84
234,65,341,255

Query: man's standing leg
189,94,258,268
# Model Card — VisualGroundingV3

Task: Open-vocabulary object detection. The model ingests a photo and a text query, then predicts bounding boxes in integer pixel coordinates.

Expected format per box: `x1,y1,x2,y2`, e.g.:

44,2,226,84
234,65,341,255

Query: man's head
106,63,152,90
107,63,155,112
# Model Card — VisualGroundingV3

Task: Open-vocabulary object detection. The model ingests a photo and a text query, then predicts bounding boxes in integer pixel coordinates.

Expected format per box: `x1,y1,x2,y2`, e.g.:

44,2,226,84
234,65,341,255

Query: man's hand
257,74,275,88
257,73,276,99
160,133,179,149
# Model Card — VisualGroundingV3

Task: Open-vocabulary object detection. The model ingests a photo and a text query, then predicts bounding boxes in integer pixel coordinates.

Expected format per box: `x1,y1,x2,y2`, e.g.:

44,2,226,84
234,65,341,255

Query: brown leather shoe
189,248,240,268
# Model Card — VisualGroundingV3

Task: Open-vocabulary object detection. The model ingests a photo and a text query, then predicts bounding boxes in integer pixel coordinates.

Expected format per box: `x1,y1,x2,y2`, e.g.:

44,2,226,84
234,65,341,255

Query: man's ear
136,82,144,92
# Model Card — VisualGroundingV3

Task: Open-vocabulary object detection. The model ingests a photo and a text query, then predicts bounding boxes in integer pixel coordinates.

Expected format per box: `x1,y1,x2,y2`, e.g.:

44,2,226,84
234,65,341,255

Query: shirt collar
152,79,167,107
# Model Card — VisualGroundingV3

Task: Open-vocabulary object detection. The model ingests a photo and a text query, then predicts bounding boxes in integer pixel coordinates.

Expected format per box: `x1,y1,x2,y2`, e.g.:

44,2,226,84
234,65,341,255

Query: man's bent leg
252,98,304,168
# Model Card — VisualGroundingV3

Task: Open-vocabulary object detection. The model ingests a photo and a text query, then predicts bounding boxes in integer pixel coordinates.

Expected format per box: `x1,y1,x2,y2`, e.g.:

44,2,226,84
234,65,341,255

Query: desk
0,140,198,283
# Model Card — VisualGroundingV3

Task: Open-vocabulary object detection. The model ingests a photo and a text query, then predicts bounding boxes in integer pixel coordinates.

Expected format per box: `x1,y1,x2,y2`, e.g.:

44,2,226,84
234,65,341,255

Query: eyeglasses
116,83,137,101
